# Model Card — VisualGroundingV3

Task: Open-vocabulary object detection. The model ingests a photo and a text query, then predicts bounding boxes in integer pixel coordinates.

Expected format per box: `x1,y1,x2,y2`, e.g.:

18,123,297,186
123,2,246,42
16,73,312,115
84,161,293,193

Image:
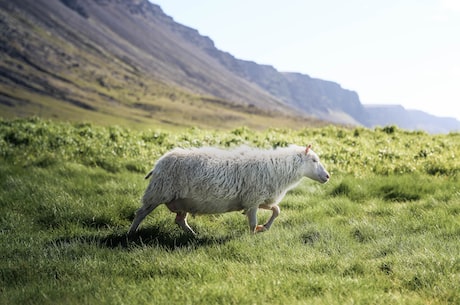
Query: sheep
128,144,330,235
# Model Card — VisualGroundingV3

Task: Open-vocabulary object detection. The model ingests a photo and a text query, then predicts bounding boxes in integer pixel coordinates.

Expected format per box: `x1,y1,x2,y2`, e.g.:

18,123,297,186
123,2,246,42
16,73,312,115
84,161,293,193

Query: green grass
1,118,459,304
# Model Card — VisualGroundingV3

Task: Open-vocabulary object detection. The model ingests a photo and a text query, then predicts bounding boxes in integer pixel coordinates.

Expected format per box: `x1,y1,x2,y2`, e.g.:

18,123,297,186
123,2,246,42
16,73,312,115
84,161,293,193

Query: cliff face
199,40,367,125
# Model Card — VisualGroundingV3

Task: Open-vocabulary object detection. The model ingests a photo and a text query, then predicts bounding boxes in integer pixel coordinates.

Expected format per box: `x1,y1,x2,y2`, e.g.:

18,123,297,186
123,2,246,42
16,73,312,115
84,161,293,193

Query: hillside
0,0,459,132
0,0,315,130
1,118,459,304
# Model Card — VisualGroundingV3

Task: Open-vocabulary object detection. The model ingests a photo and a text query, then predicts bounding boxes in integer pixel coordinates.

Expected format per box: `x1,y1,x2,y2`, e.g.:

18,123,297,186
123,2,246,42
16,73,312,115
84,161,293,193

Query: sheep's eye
312,159,318,163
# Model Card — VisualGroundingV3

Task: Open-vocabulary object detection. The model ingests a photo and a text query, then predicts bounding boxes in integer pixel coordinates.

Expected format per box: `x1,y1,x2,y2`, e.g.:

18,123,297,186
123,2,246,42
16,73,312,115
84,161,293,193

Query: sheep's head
302,145,330,183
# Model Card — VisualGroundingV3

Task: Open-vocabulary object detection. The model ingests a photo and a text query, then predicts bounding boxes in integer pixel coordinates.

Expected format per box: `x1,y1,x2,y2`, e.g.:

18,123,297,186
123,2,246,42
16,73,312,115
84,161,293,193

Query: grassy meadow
1,118,459,304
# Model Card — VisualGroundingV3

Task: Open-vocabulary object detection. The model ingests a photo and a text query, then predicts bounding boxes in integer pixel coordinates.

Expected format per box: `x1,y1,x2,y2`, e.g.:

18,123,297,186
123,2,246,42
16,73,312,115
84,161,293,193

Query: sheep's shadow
54,226,233,251
103,227,234,249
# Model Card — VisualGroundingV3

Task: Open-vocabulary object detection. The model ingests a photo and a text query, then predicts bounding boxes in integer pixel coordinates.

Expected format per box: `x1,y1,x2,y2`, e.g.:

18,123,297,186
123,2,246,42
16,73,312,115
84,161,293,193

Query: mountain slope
0,0,322,129
0,0,364,128
0,0,287,109
0,0,459,132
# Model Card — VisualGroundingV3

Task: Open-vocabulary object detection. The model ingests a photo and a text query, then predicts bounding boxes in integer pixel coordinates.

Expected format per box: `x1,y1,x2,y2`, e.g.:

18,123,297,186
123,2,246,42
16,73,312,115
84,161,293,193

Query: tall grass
1,118,459,304
1,118,459,177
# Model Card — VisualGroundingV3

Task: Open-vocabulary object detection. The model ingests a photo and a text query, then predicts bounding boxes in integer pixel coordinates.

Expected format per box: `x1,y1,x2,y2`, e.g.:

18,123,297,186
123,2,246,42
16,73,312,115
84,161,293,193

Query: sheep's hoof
255,225,267,233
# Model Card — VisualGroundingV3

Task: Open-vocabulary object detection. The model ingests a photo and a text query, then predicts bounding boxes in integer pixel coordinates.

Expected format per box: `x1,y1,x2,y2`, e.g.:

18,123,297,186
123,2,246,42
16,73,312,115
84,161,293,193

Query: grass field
1,118,459,304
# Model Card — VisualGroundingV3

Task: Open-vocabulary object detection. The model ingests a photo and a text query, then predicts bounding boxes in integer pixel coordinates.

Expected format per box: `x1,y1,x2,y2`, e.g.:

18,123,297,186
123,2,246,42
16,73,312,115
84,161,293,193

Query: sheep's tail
144,169,154,180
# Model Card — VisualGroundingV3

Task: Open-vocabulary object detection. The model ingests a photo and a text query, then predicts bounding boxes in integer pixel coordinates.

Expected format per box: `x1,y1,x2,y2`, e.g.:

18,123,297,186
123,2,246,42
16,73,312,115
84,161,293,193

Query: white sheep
128,144,330,235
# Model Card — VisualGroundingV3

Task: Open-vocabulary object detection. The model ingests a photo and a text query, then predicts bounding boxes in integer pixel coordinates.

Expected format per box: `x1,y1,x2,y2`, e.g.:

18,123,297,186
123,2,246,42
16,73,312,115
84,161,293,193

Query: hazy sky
153,0,460,120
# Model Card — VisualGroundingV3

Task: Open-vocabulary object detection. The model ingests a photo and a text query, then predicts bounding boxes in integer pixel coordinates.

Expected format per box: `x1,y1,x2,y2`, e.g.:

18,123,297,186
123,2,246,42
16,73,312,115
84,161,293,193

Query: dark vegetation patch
301,229,321,246
132,102,162,112
330,182,352,197
59,0,89,18
379,185,421,202
0,92,30,107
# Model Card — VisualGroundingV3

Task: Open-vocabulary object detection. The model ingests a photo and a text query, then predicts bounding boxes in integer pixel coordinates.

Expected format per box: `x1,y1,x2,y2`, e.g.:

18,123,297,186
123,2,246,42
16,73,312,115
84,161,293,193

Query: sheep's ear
305,144,312,154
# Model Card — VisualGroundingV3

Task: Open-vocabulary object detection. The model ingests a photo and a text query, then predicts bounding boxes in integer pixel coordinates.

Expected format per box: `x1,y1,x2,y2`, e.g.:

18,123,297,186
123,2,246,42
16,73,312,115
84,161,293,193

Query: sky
152,0,460,120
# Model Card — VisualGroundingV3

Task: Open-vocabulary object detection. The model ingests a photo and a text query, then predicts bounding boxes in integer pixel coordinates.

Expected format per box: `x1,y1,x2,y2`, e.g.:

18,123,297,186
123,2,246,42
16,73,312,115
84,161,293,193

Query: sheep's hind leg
175,212,196,235
128,203,160,235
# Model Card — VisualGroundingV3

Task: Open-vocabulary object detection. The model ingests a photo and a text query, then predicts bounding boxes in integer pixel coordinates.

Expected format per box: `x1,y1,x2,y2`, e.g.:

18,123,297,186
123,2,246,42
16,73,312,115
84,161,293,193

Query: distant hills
365,105,460,134
0,0,459,133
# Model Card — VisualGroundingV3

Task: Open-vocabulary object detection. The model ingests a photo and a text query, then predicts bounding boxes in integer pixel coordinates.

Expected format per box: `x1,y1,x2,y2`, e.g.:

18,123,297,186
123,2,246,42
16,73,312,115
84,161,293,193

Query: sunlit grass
1,118,459,304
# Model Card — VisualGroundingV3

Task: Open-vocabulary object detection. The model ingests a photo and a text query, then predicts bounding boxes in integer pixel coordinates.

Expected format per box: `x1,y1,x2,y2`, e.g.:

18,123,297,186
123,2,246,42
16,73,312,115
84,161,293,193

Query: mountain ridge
0,0,459,133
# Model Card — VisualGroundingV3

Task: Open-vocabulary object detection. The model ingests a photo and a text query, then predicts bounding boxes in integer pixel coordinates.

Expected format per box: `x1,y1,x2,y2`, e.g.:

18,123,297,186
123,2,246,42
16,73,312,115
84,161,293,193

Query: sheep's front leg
259,205,280,231
175,212,196,235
